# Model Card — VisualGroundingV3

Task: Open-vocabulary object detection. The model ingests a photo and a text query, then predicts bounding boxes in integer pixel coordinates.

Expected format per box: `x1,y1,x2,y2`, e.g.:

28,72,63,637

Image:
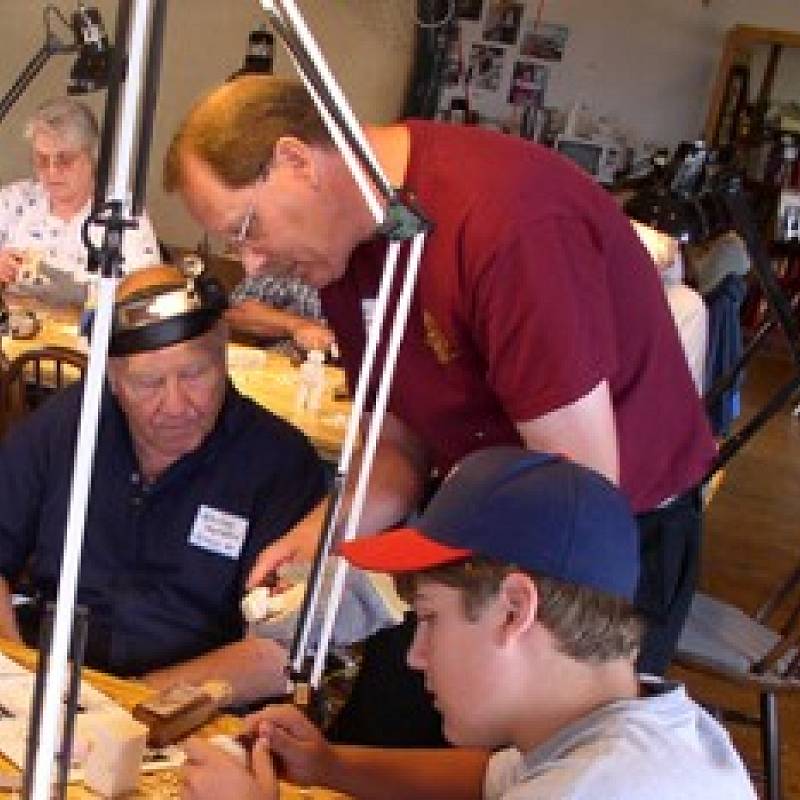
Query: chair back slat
777,595,800,640
748,561,800,677
785,648,800,679
756,564,800,624
0,346,88,438
753,627,800,675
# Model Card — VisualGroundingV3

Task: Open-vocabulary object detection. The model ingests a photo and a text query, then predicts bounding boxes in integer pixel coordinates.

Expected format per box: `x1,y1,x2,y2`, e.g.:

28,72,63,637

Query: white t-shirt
484,679,756,800
0,179,160,283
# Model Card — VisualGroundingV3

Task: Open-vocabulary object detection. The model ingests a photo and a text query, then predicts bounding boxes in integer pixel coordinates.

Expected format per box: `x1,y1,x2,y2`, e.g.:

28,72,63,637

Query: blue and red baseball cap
339,447,640,600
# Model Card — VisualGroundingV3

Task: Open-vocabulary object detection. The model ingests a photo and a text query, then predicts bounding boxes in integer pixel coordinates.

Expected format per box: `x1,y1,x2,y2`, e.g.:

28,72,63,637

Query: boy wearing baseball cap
181,448,755,800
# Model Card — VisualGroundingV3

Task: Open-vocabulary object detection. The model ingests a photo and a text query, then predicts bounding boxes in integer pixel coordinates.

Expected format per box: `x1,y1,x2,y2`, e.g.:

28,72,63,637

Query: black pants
327,612,447,747
634,488,703,676
329,488,702,745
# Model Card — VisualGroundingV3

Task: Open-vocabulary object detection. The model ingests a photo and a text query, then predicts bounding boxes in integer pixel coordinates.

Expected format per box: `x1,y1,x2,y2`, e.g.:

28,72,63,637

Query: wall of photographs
439,0,570,138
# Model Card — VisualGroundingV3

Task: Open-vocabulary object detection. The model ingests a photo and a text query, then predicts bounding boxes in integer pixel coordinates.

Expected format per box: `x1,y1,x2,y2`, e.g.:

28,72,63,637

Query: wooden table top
227,345,349,462
0,302,350,461
0,640,348,799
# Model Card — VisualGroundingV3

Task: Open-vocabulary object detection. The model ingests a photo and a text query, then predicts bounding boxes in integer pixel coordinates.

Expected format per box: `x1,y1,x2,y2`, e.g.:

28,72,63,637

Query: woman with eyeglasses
0,97,160,303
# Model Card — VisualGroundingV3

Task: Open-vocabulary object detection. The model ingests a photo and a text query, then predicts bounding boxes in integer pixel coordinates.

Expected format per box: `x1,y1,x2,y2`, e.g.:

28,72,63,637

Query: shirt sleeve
230,276,259,304
232,275,323,319
0,413,50,579
469,213,618,423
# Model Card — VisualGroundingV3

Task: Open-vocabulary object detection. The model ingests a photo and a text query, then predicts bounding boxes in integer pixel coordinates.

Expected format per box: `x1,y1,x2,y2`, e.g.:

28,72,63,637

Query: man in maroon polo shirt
163,76,716,696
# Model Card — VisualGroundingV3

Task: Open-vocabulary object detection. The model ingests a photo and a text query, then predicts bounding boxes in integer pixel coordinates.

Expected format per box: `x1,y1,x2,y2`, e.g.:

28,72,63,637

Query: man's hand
180,737,277,800
247,416,429,591
292,320,335,352
246,501,327,590
244,704,335,789
0,249,24,283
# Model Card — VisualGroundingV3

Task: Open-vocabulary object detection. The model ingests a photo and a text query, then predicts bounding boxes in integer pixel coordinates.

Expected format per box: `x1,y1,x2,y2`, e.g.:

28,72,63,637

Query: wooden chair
675,573,800,800
0,346,87,437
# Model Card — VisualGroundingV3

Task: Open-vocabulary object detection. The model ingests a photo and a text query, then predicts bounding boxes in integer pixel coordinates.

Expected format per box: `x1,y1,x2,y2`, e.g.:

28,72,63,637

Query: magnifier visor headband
108,277,227,356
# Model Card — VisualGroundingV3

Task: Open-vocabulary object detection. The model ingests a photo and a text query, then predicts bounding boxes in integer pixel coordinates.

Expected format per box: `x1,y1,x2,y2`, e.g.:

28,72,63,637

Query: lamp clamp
81,200,140,280
378,190,433,241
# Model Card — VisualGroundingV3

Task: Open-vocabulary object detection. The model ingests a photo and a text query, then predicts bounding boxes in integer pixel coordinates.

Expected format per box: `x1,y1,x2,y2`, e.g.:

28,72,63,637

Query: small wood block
132,682,231,747
82,712,148,798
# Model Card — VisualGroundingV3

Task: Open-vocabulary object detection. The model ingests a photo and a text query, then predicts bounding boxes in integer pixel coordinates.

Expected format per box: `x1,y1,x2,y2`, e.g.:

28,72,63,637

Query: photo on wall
467,42,506,92
482,1,524,45
508,60,548,107
456,0,484,21
519,21,569,61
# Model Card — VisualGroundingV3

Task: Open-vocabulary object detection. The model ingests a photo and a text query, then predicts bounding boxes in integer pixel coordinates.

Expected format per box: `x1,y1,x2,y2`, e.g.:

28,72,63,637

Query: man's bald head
116,263,186,301
164,75,332,193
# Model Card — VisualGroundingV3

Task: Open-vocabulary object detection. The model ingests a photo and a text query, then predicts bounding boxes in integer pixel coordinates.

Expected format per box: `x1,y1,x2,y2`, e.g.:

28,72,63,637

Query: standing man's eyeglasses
231,202,257,246
229,163,269,247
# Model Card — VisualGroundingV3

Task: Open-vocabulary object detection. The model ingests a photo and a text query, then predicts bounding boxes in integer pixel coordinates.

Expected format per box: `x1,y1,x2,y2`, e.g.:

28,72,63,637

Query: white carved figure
241,585,272,623
295,348,326,413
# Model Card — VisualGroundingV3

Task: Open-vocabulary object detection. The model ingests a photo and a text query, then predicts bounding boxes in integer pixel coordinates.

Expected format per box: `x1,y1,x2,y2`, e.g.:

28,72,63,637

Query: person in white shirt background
630,219,708,394
0,97,159,302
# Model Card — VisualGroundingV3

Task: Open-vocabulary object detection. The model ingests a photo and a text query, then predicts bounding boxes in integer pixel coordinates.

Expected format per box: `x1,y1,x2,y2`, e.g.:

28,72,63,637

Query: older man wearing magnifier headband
0,264,326,706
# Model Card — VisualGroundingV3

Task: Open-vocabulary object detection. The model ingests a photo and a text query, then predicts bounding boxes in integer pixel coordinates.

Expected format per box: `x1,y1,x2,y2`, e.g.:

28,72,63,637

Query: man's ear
272,136,319,186
495,572,538,646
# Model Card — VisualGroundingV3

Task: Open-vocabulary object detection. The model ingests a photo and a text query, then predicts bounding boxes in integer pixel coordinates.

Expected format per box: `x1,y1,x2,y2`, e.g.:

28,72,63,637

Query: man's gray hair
24,97,100,162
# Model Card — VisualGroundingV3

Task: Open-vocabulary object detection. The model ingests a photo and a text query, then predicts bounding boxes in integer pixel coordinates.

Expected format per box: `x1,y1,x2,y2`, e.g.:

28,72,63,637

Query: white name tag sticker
361,297,376,333
189,505,249,560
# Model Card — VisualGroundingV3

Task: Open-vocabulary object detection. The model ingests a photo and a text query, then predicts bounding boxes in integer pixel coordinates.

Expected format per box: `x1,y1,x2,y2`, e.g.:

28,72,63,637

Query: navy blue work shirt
0,381,326,676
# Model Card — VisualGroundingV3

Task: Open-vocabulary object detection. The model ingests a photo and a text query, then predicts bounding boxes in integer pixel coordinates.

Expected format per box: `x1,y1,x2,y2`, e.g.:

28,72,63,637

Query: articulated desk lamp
22,0,168,797
0,3,112,125
256,0,432,712
624,141,800,478
25,1,431,797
